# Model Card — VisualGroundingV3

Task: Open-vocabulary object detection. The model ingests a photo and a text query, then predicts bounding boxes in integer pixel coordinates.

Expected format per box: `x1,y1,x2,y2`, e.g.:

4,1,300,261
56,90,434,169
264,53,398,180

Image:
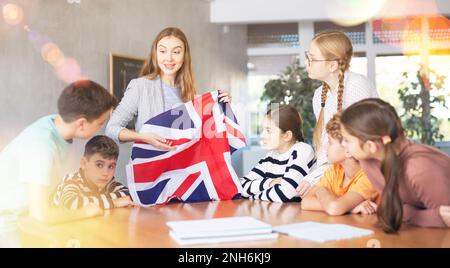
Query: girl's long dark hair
267,105,305,143
340,98,404,233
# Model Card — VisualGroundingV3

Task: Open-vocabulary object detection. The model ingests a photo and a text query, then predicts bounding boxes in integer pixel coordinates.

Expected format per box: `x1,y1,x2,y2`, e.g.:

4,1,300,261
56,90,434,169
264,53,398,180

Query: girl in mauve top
339,98,450,233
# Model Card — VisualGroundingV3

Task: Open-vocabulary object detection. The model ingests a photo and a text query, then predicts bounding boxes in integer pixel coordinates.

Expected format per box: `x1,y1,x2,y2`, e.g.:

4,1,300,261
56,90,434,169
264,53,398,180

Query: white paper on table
169,231,279,245
274,222,374,243
167,216,273,239
273,221,328,234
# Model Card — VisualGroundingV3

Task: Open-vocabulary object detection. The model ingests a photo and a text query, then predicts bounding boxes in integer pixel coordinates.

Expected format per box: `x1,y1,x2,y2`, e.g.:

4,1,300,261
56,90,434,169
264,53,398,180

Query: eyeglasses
304,51,338,65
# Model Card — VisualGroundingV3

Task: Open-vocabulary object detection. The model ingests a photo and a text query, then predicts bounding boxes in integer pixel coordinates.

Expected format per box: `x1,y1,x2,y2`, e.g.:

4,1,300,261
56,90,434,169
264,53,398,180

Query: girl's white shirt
306,70,379,185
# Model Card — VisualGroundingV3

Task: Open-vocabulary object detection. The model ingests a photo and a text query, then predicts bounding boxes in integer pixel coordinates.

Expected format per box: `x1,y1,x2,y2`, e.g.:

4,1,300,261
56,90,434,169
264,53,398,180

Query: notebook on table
274,221,374,243
167,216,278,245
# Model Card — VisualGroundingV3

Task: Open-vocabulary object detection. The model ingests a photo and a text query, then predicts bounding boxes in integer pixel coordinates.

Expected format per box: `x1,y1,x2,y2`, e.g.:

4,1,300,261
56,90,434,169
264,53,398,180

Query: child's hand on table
296,181,311,197
269,178,283,187
351,200,378,215
439,205,450,227
113,196,137,208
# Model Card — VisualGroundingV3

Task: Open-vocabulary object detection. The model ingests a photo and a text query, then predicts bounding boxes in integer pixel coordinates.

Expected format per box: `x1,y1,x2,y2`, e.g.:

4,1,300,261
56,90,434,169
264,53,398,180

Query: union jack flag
126,91,246,207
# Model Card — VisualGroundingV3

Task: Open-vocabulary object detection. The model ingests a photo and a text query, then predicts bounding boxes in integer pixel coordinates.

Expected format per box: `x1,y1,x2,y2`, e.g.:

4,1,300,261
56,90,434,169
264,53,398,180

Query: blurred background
1,0,449,180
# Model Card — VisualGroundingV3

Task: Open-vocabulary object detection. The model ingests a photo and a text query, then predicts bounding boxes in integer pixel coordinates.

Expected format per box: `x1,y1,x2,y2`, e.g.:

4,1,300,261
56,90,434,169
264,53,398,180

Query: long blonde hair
312,30,353,152
140,27,196,102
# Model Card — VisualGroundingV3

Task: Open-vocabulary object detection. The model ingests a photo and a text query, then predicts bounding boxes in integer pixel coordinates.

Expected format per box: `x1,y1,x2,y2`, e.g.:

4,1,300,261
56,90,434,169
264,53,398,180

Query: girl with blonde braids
296,30,379,198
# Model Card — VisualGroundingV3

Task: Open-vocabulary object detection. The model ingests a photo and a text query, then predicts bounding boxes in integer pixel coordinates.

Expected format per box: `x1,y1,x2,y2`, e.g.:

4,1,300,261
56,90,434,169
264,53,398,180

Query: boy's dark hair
84,135,119,160
57,80,118,123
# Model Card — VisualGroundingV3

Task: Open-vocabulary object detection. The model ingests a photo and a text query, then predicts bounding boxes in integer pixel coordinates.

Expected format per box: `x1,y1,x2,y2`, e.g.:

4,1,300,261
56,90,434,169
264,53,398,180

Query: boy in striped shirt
53,135,134,210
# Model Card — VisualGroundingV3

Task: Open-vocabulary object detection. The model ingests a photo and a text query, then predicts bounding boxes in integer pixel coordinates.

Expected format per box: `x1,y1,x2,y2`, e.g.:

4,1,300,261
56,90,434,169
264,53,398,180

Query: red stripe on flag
225,121,246,144
132,158,170,183
171,171,201,199
192,92,214,119
132,91,240,199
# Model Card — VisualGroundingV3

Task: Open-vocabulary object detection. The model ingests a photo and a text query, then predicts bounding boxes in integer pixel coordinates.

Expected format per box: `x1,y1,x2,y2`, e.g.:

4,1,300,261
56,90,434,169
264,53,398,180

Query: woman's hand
140,132,176,150
350,200,378,215
218,90,232,103
439,205,450,227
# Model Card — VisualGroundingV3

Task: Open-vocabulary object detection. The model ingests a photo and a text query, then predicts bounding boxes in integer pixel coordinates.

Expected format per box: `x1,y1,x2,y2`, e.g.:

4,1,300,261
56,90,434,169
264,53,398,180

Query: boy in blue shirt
0,80,117,243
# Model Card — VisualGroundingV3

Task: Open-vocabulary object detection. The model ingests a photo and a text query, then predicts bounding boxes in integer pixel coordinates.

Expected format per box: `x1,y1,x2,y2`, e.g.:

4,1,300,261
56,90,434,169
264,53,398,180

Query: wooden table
17,200,450,248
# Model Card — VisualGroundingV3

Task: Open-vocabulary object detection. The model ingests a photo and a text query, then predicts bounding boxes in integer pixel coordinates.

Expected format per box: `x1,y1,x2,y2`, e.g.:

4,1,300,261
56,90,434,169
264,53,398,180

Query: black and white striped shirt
240,142,316,203
52,170,130,210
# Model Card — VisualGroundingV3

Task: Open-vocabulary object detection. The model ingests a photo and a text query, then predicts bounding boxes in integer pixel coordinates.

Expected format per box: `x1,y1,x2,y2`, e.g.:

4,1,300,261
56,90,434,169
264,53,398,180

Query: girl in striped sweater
240,105,316,202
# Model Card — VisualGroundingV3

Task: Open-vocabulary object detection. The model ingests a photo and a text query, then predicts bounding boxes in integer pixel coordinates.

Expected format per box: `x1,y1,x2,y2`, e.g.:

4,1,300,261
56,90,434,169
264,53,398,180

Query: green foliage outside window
398,66,448,145
260,60,321,144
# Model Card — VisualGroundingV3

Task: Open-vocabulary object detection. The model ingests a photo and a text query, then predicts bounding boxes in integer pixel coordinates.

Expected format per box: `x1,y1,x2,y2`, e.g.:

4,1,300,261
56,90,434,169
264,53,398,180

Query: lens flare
26,29,49,52
2,3,24,25
325,0,386,27
24,26,85,83
55,57,82,84
377,0,438,18
373,15,450,55
41,43,65,65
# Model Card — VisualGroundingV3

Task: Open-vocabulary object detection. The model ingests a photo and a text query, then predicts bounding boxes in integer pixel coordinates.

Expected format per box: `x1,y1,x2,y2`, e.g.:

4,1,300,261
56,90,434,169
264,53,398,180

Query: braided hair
312,30,353,152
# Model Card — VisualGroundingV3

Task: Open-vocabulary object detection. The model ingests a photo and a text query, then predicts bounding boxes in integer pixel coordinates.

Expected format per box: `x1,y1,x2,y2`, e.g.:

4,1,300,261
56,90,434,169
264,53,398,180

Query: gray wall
0,0,248,182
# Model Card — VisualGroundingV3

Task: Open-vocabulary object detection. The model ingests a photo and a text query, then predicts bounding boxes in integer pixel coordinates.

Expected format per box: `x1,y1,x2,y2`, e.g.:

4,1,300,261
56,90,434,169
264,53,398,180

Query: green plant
398,66,448,145
260,60,321,143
